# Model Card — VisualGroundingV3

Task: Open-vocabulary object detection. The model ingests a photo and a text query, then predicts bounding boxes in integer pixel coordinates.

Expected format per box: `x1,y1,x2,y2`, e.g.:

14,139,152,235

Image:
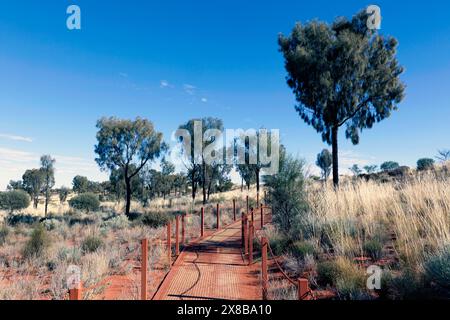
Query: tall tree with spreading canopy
95,117,166,217
40,155,55,216
279,9,405,186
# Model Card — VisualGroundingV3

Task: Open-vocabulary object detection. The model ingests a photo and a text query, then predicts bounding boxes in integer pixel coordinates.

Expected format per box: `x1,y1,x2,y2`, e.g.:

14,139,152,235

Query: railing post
246,195,249,215
248,221,254,265
260,206,264,229
244,215,248,255
298,278,310,300
251,207,254,222
175,215,180,256
264,190,267,204
216,203,220,230
261,237,268,300
69,286,82,300
233,199,236,222
167,222,172,265
241,212,245,248
201,207,204,238
181,214,186,245
257,192,259,209
141,238,148,300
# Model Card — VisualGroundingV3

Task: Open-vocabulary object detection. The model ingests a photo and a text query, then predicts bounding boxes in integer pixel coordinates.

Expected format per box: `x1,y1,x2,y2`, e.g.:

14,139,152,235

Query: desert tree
95,117,166,217
7,180,23,191
349,164,362,176
177,117,224,204
436,149,450,162
0,190,30,214
316,149,332,181
72,175,89,194
40,155,55,216
279,9,405,187
364,165,378,174
58,187,70,204
22,169,45,209
380,161,400,171
417,158,435,171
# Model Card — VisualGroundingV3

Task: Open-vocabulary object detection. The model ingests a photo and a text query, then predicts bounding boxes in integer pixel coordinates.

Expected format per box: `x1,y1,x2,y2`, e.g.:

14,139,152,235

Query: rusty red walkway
153,220,261,300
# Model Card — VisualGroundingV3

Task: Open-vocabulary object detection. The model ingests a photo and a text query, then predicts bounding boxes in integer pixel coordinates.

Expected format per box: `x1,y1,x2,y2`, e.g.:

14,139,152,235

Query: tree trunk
33,196,39,209
44,188,49,217
125,176,132,217
332,126,339,188
241,178,243,192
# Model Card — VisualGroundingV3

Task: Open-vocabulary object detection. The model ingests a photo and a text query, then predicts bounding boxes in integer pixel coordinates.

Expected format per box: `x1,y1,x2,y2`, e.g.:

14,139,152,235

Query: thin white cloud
339,150,377,174
0,133,33,143
201,97,208,103
183,84,196,95
160,80,171,88
118,72,129,78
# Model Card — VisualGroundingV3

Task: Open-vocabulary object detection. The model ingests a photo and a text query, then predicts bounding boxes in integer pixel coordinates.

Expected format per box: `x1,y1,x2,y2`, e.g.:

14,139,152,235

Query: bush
268,234,290,256
0,190,30,213
290,241,315,261
417,158,435,171
424,247,450,299
6,214,40,226
0,224,9,245
23,224,51,259
363,239,383,261
264,152,308,237
68,193,100,213
139,211,171,228
317,260,341,287
101,214,130,230
380,161,400,171
81,235,103,253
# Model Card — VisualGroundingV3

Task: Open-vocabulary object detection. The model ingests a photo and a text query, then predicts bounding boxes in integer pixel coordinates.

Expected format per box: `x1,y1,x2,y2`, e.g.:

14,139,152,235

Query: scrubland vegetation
263,159,450,300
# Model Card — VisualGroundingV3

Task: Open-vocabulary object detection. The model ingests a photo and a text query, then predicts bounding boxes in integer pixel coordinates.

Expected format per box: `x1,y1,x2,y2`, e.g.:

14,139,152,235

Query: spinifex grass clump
22,224,51,259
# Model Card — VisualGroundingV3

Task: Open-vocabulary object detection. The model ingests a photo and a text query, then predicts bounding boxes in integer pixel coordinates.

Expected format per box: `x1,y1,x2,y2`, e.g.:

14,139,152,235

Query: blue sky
1,0,450,188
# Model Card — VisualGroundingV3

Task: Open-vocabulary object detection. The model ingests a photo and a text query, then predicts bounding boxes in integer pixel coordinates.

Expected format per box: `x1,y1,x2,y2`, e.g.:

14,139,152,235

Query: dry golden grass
305,169,450,270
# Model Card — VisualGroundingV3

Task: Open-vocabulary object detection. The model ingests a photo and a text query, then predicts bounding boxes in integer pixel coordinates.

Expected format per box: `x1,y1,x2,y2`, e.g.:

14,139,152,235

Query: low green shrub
139,211,171,228
290,241,315,261
6,214,40,226
0,190,30,213
22,224,51,259
317,260,341,287
424,247,450,299
363,239,383,261
269,234,290,256
81,235,103,254
388,269,427,300
101,215,130,230
68,193,100,213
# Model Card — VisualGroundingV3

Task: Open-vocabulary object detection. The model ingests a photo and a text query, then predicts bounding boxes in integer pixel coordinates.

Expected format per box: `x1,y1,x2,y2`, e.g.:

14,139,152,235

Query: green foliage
317,261,341,287
6,214,40,226
139,211,171,228
264,150,308,237
81,235,103,253
380,161,400,171
95,117,166,216
72,175,89,194
0,224,9,246
363,165,378,174
316,149,332,180
423,247,450,298
22,169,44,208
268,234,290,256
417,158,435,171
23,224,51,259
349,164,362,176
279,9,405,186
68,193,100,213
0,190,30,213
387,269,427,300
363,239,383,261
290,241,315,261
